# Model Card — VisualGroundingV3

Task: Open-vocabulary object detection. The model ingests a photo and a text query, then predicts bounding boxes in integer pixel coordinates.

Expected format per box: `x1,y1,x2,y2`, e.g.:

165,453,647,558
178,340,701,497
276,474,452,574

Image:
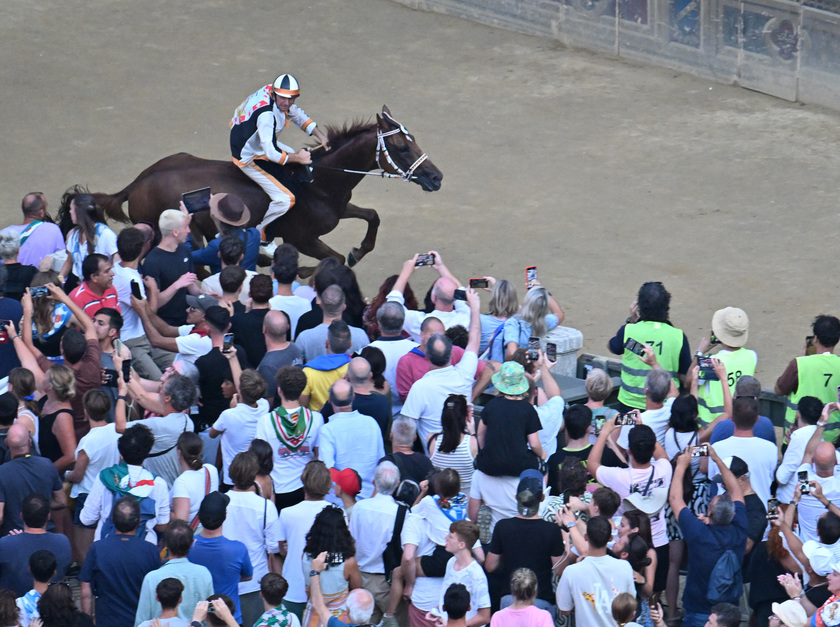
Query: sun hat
491,361,529,396
771,600,808,627
711,307,749,348
208,193,250,227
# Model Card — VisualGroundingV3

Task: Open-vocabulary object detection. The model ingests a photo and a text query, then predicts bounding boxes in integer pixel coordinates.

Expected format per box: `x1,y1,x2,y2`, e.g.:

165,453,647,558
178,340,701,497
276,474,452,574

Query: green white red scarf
269,406,313,452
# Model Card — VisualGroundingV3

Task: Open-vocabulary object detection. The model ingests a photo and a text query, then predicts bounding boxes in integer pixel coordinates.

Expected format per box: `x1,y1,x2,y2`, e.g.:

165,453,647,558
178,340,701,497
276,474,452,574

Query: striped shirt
69,281,121,317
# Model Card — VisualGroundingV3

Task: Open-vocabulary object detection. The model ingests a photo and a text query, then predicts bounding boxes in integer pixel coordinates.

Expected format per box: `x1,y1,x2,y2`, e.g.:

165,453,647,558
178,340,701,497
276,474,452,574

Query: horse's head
376,106,442,192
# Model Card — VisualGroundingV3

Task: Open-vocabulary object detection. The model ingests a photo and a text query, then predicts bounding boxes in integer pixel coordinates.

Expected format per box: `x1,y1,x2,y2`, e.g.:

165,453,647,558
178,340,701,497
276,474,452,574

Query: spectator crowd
0,188,838,627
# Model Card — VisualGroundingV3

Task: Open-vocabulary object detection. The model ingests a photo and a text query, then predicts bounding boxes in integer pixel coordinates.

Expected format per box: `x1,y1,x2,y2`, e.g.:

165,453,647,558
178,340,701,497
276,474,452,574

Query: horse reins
310,112,428,182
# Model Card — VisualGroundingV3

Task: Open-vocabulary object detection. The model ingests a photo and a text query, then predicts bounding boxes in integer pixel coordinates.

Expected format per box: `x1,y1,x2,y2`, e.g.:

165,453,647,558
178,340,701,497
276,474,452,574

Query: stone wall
392,0,840,110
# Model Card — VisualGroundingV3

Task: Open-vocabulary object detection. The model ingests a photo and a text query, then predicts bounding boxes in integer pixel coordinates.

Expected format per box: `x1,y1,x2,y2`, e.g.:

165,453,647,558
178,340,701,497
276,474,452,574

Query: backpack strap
189,467,211,531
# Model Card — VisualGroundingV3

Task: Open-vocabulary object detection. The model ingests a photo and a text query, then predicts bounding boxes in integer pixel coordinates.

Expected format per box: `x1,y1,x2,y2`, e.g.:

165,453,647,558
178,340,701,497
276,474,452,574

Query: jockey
229,73,330,256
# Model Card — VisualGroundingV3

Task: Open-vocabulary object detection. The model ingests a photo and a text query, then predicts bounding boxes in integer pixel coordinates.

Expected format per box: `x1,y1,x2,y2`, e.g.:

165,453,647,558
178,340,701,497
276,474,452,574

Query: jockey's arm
311,127,330,151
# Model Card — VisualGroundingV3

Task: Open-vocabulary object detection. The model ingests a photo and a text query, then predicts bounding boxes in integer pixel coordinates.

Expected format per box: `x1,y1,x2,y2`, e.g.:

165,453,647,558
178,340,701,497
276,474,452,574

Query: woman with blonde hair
480,278,519,360
585,368,619,443
8,367,40,447
491,569,553,627
502,285,564,360
38,364,77,471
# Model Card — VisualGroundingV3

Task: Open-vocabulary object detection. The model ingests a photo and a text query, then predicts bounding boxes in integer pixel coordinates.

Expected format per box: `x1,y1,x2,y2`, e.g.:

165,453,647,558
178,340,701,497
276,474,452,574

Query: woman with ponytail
171,431,219,527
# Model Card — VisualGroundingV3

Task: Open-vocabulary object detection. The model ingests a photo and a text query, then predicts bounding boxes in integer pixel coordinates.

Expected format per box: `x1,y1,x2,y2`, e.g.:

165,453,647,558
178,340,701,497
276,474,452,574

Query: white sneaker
260,241,278,257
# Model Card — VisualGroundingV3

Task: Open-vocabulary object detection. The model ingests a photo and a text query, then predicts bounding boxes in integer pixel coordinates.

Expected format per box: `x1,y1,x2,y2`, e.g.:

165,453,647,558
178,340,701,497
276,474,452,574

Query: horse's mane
311,119,375,156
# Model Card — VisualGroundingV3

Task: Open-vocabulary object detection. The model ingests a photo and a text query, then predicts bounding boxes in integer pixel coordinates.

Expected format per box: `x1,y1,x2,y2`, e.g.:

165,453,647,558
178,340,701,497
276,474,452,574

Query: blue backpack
707,533,743,604
99,489,158,539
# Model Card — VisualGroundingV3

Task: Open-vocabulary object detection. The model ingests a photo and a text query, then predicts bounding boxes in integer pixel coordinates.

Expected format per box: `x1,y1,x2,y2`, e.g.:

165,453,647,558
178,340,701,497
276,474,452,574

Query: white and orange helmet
272,74,300,99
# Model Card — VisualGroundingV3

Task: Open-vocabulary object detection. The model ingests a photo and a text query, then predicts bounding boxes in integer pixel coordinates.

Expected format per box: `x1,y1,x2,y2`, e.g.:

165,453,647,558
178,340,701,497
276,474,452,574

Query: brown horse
92,106,442,270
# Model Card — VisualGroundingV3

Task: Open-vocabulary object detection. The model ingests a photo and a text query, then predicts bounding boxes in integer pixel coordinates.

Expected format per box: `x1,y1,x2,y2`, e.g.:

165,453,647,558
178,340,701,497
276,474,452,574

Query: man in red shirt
69,253,120,318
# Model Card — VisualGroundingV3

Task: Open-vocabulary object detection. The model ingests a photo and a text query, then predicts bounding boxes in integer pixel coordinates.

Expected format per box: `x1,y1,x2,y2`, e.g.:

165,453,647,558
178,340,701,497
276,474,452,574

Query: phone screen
469,278,489,289
122,359,132,383
525,266,537,287
131,280,143,300
546,342,557,360
182,187,211,214
222,333,234,353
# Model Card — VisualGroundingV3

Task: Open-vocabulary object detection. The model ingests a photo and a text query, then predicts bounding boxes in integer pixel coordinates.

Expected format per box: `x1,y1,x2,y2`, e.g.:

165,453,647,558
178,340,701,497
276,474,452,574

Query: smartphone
546,342,557,361
0,320,10,343
526,337,540,361
624,338,647,357
122,358,132,383
101,368,119,388
30,286,49,298
181,187,211,214
767,497,780,520
697,356,719,381
709,332,721,346
799,469,811,494
806,335,816,356
222,333,234,353
691,444,709,457
525,266,537,288
615,414,636,426
131,280,143,300
415,253,436,267
591,416,604,435
469,278,489,289
453,289,467,301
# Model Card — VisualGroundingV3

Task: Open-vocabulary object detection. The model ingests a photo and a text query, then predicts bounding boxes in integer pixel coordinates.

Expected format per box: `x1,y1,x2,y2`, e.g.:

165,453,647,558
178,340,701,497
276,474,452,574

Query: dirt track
4,0,840,381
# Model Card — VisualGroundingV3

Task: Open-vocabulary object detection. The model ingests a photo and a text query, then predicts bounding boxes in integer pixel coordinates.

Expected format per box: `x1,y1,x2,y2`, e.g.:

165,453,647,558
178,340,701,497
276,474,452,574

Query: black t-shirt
488,517,565,604
747,541,788,605
321,392,392,443
742,493,767,582
231,308,269,366
194,346,251,431
546,444,627,496
475,397,542,477
2,263,38,301
378,452,434,484
142,244,194,327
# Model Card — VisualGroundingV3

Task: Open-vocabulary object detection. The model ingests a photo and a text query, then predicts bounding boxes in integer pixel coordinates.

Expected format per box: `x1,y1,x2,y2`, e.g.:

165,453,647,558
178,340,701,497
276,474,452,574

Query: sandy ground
3,0,840,382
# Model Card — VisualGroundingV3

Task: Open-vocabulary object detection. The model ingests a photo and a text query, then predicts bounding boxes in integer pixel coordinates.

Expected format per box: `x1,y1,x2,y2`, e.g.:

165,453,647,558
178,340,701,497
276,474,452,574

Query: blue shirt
709,416,776,446
0,532,71,596
135,557,214,627
678,500,747,614
188,534,253,623
79,533,162,627
188,228,260,274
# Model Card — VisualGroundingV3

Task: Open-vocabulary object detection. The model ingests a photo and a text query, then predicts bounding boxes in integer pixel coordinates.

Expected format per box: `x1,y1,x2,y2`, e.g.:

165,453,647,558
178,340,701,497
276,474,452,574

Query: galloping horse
92,106,442,271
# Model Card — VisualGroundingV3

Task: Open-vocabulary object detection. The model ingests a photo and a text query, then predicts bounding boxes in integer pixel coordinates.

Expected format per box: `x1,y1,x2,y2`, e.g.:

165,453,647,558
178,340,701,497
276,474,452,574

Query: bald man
0,192,65,268
386,251,471,343
317,379,385,499
321,357,391,441
0,424,66,535
796,441,840,544
257,310,303,401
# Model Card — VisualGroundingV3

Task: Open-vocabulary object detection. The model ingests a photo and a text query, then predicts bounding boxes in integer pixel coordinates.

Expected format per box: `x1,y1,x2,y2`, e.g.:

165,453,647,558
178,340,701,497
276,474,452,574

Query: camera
469,278,489,289
691,444,709,458
697,356,719,381
30,286,49,298
415,253,435,267
624,338,647,357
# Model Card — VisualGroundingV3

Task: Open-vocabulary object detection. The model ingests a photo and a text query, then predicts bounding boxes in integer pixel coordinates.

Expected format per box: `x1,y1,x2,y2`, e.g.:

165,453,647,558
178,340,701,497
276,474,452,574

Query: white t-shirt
255,406,323,494
174,325,213,365
536,396,565,459
797,471,840,544
142,412,195,489
401,512,444,611
369,337,418,416
112,262,147,341
709,435,778,507
556,555,635,627
171,464,220,523
71,423,120,498
348,493,399,573
386,290,472,343
202,270,257,306
616,397,675,449
275,499,331,603
402,351,479,449
663,428,699,460
777,425,818,503
595,459,673,548
212,400,270,485
268,294,312,337
469,471,519,535
438,558,491,621
223,490,279,595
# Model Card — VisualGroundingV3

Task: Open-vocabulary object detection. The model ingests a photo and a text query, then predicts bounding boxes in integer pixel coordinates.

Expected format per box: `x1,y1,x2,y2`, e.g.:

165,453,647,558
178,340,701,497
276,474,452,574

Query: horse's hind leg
342,203,380,267
289,236,345,278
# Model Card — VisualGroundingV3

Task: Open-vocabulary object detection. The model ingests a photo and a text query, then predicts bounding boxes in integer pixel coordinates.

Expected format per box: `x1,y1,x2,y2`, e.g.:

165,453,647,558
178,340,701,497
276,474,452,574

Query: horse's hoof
347,251,358,267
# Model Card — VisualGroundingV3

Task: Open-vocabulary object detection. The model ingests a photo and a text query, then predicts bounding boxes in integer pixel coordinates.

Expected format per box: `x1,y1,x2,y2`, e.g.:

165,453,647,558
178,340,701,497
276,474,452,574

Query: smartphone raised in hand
546,342,557,361
469,278,489,289
222,333,234,353
415,253,436,267
525,266,537,288
182,187,211,214
526,337,540,361
131,280,144,300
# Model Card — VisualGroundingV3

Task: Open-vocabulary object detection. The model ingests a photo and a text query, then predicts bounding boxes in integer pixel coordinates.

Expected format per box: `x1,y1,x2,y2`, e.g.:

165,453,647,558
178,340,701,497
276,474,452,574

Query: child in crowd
611,592,644,627
16,550,56,627
436,521,491,626
254,574,301,627
137,578,187,627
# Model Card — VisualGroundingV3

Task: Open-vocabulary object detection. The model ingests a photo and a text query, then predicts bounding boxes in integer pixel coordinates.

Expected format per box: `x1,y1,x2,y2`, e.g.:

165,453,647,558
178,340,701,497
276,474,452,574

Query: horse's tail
93,188,132,224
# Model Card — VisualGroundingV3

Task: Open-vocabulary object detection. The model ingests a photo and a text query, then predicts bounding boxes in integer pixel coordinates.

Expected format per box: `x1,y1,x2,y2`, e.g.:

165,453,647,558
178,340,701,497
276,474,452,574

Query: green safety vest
618,321,684,409
697,348,757,424
785,352,840,439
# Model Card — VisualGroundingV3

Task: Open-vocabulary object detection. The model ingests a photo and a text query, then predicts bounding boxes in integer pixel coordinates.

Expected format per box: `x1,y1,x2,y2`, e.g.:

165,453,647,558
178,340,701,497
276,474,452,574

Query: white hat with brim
802,540,840,576
623,487,668,516
771,600,808,627
712,307,749,348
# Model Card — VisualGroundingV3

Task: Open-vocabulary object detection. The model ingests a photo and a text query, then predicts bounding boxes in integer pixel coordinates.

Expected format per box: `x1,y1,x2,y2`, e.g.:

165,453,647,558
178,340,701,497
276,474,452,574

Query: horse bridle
375,111,429,181
309,112,427,181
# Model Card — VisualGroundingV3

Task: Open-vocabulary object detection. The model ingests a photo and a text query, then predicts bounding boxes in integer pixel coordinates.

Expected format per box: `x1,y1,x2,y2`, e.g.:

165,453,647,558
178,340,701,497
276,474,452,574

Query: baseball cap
186,294,219,312
204,306,231,333
711,455,750,483
198,491,230,530
516,469,543,516
331,467,362,498
0,392,17,424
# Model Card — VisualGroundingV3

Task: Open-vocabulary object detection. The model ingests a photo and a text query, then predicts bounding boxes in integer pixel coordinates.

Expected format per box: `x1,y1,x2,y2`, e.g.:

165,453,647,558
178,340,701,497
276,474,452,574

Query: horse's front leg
288,236,345,278
342,203,380,267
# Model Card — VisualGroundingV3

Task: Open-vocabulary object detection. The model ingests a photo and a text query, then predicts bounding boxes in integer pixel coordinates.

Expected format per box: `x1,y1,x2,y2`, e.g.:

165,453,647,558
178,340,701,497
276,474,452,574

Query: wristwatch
310,570,320,577
567,521,576,529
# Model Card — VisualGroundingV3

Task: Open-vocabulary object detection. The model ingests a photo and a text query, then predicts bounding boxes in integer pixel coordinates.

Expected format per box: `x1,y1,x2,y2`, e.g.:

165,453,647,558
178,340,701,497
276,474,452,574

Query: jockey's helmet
273,74,300,99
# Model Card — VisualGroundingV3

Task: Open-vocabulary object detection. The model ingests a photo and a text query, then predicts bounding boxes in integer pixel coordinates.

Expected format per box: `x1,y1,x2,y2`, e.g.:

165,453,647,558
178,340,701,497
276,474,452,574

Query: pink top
490,605,554,627
396,346,486,400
